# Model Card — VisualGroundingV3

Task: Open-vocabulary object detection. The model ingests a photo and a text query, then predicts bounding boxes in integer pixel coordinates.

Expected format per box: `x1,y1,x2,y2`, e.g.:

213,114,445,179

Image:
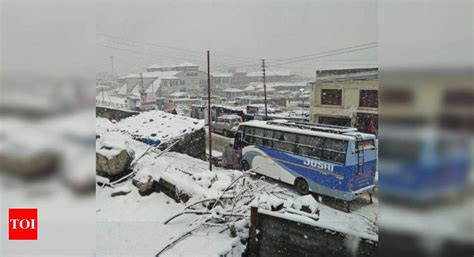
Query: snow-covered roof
147,62,197,70
114,110,204,143
117,84,127,95
129,84,141,96
146,78,161,93
223,88,244,93
243,85,256,91
170,92,189,97
176,62,197,67
120,71,181,79
257,87,276,92
212,72,233,78
96,91,128,105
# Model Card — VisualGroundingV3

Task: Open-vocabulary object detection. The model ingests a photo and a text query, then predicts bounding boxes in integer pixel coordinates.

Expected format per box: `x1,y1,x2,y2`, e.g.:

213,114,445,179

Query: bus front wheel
241,160,250,171
295,178,309,195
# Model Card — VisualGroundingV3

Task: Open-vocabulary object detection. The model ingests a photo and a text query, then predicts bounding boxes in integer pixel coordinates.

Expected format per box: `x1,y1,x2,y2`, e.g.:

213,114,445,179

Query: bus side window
324,139,347,152
299,135,322,158
273,132,296,153
322,139,347,164
300,145,321,159
244,127,255,143
286,133,298,153
262,129,273,147
255,128,265,145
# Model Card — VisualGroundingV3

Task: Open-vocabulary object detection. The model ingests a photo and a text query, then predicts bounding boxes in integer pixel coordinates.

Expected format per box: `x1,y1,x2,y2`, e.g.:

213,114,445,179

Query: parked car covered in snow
212,114,242,137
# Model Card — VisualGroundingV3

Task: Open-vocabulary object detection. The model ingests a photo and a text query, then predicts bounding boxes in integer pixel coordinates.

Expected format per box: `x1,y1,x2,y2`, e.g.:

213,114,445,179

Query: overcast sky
1,0,471,78
95,0,379,76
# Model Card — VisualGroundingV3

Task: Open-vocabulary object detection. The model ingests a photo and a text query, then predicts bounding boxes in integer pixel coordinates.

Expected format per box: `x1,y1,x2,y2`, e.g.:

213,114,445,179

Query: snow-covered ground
96,150,377,256
96,111,378,256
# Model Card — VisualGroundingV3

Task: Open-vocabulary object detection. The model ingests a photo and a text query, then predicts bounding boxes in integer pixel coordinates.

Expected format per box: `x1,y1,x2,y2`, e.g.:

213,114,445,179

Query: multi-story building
212,73,233,90
310,68,378,134
231,70,295,86
119,62,209,97
380,70,473,131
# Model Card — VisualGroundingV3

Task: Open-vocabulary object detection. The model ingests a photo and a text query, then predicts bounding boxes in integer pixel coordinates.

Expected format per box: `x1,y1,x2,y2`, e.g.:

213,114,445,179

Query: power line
269,45,378,67
270,42,377,63
214,43,378,72
98,36,378,75
98,33,260,61
98,41,253,72
97,43,207,65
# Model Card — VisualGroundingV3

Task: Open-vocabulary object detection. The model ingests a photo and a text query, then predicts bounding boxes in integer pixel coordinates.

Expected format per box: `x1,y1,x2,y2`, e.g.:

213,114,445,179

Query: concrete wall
158,128,206,161
248,207,378,257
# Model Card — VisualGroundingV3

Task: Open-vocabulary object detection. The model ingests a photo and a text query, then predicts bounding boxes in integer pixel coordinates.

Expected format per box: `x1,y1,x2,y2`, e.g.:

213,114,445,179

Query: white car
212,115,242,137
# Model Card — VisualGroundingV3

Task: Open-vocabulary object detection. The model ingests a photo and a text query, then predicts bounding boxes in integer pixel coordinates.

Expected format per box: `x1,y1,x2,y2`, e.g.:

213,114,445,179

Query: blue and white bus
379,126,471,202
234,120,377,209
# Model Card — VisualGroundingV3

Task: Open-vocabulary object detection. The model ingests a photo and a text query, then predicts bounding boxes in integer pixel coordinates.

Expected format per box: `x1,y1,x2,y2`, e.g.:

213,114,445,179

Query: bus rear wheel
295,178,309,195
241,160,250,171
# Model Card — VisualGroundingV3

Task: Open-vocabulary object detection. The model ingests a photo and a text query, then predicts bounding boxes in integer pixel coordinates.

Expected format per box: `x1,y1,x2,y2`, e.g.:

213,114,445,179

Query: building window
443,89,473,107
380,88,413,104
359,90,378,108
356,113,378,135
318,116,351,127
321,89,342,105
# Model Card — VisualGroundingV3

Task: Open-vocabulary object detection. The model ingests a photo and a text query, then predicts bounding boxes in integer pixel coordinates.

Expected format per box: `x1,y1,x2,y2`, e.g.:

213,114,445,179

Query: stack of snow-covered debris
40,111,97,193
96,133,135,180
99,110,206,160
96,118,137,180
96,110,206,180
0,117,60,177
116,110,204,144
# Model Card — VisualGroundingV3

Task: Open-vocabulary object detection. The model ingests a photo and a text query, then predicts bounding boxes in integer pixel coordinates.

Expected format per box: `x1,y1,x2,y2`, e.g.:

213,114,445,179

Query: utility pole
207,50,213,171
101,84,105,102
140,72,144,111
110,56,115,87
262,59,268,118
300,88,305,117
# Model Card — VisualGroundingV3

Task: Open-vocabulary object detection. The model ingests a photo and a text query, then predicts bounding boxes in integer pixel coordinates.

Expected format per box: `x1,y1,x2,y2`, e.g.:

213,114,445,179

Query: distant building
222,88,245,100
381,70,473,131
310,68,378,134
231,70,295,86
212,73,233,90
118,62,209,97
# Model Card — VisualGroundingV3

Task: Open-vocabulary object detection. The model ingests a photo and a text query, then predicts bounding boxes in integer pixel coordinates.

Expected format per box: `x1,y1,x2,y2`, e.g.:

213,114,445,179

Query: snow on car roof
218,114,242,119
